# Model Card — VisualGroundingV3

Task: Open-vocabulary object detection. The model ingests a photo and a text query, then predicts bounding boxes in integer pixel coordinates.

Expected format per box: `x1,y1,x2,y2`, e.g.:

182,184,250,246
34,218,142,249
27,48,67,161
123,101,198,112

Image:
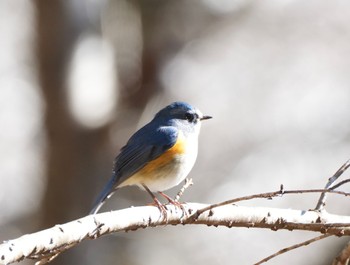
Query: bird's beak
200,115,212,121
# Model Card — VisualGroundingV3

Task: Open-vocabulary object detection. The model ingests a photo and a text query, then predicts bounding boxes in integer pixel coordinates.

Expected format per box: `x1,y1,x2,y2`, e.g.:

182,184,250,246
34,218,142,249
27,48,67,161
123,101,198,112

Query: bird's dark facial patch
184,112,199,123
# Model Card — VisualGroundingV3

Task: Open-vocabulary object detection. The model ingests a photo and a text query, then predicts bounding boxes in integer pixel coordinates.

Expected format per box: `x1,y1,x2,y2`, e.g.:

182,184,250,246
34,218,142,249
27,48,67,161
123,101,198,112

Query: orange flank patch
119,132,187,187
139,133,186,175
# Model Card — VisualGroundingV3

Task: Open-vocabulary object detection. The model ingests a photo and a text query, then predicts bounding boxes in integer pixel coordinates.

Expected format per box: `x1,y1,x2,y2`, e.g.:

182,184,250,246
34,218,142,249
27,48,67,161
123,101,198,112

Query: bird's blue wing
90,125,178,214
114,125,178,184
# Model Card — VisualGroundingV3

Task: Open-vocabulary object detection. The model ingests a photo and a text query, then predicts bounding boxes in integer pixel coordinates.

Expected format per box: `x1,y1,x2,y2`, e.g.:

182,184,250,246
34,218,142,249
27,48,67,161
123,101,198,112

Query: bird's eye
185,112,196,122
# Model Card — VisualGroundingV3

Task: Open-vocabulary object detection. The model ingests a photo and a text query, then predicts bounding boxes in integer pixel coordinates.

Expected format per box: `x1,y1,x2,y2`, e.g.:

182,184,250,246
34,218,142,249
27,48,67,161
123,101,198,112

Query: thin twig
330,179,350,191
175,178,193,202
189,187,350,221
315,159,350,211
254,234,332,265
333,240,350,265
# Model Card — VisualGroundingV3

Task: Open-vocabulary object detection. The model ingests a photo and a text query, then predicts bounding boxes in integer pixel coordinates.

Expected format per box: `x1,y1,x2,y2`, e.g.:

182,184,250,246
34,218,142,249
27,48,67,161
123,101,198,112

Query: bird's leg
158,191,186,214
142,184,168,220
158,191,179,204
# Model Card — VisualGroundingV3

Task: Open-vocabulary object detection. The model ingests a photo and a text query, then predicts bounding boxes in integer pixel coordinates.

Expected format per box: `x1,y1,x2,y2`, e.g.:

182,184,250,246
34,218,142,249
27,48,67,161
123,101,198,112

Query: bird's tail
89,175,117,215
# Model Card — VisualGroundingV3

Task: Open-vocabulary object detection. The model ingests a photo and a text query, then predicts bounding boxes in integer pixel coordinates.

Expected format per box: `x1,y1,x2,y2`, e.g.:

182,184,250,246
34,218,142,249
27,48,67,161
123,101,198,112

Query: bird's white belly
143,146,197,191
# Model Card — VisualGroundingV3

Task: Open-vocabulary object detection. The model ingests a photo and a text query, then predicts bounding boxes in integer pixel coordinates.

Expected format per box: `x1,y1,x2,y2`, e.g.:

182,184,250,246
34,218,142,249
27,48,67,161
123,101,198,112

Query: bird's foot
158,191,187,216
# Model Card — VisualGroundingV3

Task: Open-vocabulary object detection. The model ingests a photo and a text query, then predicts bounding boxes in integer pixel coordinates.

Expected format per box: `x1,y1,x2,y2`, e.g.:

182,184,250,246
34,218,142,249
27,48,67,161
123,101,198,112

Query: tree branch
1,203,350,265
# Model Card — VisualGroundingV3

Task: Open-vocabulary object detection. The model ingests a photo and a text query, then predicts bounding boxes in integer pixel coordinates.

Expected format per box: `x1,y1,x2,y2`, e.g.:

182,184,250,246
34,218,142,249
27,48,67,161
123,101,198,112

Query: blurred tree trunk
35,0,112,230
35,1,115,264
36,0,75,227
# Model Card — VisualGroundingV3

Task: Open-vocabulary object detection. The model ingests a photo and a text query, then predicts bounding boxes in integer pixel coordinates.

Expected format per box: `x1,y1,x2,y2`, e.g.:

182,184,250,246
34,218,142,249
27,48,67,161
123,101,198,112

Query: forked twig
315,159,350,211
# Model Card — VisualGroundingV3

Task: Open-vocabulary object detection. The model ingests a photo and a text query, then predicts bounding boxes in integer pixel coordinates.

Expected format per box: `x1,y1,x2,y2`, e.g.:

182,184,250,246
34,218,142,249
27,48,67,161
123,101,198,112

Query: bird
90,101,212,215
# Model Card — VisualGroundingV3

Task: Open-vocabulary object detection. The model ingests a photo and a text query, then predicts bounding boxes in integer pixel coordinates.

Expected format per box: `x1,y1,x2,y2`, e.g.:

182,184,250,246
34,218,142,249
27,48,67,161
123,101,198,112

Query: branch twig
189,187,350,221
330,179,350,191
333,240,350,265
254,234,332,265
175,178,193,202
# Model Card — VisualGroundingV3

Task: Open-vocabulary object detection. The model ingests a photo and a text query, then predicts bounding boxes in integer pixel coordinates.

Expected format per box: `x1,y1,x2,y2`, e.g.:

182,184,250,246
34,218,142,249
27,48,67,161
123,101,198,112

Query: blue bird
90,102,212,214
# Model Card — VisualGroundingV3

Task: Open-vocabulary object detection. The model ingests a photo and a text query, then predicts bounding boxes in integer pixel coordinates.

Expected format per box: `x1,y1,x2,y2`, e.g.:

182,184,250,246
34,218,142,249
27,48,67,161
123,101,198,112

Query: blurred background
1,0,350,264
